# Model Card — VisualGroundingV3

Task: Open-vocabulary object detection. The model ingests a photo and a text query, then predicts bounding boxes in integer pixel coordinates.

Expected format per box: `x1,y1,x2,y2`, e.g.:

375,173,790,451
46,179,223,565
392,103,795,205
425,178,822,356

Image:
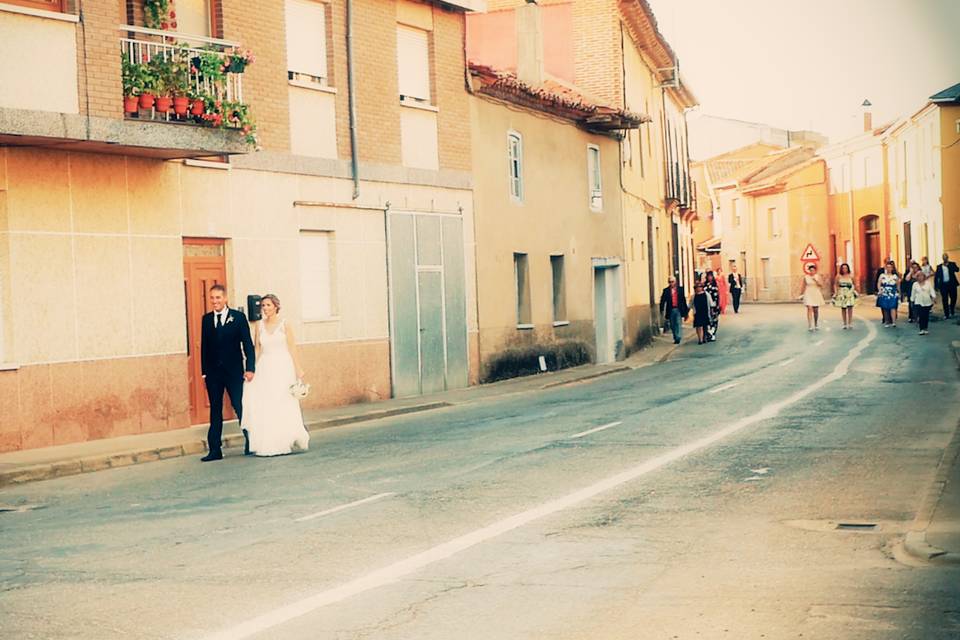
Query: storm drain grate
836,522,878,531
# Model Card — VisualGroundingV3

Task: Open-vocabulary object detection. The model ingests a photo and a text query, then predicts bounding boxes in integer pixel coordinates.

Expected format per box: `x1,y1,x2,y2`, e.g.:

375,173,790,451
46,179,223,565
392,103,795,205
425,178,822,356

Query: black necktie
215,313,222,328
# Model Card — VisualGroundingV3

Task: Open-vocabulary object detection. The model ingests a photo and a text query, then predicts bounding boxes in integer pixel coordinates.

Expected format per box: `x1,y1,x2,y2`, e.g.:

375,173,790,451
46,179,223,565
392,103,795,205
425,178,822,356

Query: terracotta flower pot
173,96,189,116
190,98,205,116
155,96,173,113
123,95,139,114
139,93,156,109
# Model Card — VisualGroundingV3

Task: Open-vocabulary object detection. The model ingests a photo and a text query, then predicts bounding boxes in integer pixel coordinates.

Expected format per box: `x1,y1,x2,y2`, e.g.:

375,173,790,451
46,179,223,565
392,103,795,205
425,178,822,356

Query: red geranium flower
169,10,176,18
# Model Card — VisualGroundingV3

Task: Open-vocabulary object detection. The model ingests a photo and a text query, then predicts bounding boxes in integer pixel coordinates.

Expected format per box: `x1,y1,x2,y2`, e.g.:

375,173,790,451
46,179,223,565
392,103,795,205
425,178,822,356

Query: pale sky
645,0,960,143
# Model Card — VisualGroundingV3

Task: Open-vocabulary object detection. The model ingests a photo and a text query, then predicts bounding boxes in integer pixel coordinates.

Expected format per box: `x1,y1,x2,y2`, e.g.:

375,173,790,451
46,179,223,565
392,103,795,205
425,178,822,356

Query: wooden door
865,233,881,294
183,241,231,424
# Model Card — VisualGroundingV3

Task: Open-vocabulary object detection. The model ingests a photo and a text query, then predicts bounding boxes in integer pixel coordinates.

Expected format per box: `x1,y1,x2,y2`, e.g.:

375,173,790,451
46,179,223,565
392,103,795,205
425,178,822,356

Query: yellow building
886,83,960,266
715,147,830,302
693,142,783,275
466,4,644,377
820,107,892,292
481,0,699,353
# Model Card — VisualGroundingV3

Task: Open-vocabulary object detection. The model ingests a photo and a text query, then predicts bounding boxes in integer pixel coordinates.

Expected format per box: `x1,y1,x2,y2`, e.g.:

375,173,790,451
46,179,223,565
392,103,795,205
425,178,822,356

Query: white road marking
568,421,623,439
814,340,825,347
201,322,877,640
778,357,796,367
708,382,739,394
294,493,395,523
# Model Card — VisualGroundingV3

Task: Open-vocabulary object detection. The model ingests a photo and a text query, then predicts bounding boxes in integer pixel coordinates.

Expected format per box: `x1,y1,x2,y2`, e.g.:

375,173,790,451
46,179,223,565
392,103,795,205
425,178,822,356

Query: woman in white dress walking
243,294,310,456
799,262,825,331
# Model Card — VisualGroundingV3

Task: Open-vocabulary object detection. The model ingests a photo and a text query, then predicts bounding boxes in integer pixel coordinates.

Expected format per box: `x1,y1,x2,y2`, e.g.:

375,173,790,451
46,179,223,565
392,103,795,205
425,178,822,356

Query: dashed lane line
568,421,623,439
199,322,878,640
294,493,396,523
709,382,740,394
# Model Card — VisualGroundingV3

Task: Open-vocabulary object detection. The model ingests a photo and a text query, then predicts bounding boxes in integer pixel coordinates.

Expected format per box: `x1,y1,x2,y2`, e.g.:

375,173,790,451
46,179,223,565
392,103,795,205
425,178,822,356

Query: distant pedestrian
934,253,958,319
659,276,689,345
691,282,712,344
903,261,919,322
920,256,933,277
728,265,744,313
832,263,858,329
800,263,825,331
910,271,937,335
704,271,721,341
876,261,901,327
716,268,729,314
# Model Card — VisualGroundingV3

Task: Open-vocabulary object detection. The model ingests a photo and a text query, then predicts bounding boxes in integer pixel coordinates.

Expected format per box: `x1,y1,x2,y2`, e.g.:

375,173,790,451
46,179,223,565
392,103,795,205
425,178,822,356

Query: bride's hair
261,293,281,312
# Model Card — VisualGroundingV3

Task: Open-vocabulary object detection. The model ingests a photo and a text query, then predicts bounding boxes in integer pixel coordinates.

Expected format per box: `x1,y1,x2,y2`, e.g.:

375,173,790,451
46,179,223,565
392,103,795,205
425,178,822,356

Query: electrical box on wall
247,294,262,321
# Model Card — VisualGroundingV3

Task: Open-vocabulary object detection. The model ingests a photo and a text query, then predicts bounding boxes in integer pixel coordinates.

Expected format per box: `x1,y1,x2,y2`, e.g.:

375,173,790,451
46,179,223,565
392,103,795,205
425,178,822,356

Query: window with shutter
507,131,523,202
299,232,335,319
397,25,430,102
4,0,64,11
588,145,602,210
286,0,328,85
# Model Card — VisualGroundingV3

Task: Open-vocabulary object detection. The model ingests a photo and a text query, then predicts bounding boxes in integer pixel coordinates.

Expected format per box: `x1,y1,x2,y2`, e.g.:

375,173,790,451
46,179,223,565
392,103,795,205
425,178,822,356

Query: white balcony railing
119,25,243,121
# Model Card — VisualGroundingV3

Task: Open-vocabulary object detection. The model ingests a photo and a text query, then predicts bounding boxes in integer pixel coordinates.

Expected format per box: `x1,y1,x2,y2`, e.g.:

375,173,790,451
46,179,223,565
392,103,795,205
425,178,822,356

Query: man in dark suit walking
200,284,256,462
727,265,744,313
934,252,959,319
659,276,689,345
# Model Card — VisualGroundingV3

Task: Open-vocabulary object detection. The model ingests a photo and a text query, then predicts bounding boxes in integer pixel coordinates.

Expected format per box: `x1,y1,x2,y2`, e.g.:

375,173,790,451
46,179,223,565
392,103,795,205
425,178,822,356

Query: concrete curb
902,402,960,565
541,366,631,389
0,401,452,490
904,531,960,564
1,354,654,489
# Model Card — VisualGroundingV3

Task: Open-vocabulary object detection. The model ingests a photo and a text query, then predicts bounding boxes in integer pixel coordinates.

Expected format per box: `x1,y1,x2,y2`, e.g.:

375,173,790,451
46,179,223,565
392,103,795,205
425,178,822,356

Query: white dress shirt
214,307,230,327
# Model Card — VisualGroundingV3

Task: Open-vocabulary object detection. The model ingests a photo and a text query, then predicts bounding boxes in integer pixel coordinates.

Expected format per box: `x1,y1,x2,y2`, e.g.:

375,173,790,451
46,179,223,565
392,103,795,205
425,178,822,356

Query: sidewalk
904,340,960,565
0,328,691,489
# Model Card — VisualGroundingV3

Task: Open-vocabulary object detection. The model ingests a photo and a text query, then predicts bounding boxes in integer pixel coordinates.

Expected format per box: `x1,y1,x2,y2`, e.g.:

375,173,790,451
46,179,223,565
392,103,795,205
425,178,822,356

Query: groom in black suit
200,284,255,461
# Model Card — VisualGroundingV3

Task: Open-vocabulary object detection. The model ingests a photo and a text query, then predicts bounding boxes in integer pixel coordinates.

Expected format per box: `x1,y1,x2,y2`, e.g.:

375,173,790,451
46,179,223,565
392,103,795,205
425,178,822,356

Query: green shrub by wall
483,340,593,383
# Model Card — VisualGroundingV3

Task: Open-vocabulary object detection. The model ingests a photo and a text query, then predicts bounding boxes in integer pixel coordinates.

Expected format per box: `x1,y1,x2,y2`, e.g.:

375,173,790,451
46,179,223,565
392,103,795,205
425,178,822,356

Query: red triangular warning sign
800,243,820,261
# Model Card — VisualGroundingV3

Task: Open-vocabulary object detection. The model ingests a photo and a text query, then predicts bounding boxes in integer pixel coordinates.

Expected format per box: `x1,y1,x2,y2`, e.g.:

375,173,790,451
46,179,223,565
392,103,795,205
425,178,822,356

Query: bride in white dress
243,294,310,456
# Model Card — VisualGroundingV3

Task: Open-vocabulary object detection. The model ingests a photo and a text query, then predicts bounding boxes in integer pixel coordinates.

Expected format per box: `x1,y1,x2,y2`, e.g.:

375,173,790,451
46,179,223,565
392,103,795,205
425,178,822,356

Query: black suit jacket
728,273,744,289
934,262,959,289
201,308,256,379
659,285,689,318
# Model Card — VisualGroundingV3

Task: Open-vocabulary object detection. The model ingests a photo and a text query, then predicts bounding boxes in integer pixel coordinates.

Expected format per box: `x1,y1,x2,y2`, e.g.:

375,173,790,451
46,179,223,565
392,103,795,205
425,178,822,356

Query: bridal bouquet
289,379,310,399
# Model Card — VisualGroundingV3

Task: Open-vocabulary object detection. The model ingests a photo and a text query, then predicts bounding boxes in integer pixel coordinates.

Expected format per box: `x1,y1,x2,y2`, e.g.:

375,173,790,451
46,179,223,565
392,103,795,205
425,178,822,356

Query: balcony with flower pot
0,0,257,160
120,25,258,151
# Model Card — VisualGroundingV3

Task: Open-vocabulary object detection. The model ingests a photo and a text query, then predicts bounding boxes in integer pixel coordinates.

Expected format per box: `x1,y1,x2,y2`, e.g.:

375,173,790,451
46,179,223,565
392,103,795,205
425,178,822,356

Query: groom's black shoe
201,451,223,462
243,429,252,456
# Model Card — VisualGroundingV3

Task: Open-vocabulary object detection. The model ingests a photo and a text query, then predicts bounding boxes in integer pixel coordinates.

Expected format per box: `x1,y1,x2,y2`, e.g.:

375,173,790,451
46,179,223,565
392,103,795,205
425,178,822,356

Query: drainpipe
346,0,360,200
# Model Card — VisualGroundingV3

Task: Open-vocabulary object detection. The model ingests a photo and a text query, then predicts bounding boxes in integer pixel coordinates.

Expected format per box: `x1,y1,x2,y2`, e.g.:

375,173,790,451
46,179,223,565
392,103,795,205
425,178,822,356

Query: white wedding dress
243,319,310,456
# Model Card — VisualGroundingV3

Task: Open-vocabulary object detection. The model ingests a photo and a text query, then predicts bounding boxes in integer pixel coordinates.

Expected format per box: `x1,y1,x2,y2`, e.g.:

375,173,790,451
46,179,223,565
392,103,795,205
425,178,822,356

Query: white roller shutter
397,25,430,101
299,232,332,319
286,0,328,81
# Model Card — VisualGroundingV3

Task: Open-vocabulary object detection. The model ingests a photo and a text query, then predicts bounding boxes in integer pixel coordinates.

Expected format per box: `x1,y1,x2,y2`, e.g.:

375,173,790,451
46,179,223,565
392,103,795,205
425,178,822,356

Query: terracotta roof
738,148,820,193
703,143,783,187
468,63,649,132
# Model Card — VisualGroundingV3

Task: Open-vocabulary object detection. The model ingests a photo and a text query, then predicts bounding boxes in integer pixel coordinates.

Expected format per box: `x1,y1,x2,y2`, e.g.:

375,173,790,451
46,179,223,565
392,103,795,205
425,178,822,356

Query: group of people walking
798,252,958,335
661,253,958,343
660,266,745,345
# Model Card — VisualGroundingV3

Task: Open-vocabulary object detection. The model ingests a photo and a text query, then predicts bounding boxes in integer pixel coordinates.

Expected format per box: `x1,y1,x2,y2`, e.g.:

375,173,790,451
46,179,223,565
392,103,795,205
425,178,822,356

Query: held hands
297,370,306,381
244,372,255,382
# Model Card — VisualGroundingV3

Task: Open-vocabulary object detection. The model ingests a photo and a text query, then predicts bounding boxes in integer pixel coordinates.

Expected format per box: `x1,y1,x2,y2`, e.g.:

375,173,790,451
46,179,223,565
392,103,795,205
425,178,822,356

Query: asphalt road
2,305,959,640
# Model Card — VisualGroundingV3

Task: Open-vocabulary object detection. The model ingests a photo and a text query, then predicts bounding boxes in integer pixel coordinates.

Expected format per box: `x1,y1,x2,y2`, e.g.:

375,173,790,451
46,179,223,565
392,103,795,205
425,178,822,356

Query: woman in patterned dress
704,271,721,342
875,261,901,328
832,263,858,329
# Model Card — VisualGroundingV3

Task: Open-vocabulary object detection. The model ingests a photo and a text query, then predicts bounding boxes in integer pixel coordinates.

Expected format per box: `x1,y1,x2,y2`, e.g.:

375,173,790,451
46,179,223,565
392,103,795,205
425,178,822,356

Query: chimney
861,99,873,133
516,2,544,87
